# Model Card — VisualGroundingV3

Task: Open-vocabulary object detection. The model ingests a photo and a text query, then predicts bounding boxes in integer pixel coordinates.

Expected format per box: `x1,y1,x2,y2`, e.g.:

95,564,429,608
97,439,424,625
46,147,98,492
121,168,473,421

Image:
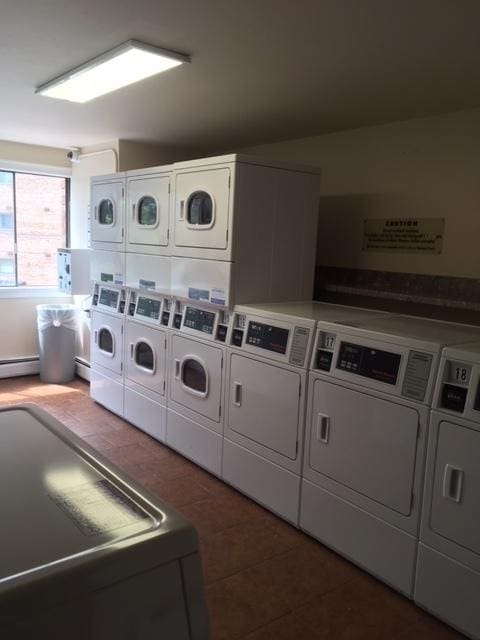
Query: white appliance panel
91,312,123,375
170,335,223,423
90,249,125,286
430,420,480,557
125,321,166,397
174,168,230,251
308,379,419,516
170,256,231,307
91,180,125,247
227,353,301,459
125,253,171,294
127,175,170,251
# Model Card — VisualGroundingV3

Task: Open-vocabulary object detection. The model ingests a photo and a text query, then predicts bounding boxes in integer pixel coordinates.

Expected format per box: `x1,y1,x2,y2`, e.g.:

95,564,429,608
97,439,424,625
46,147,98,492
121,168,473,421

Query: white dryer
167,300,232,476
90,283,127,417
124,289,173,443
302,315,480,597
170,154,321,307
90,173,126,252
415,341,480,639
223,302,387,525
126,165,172,256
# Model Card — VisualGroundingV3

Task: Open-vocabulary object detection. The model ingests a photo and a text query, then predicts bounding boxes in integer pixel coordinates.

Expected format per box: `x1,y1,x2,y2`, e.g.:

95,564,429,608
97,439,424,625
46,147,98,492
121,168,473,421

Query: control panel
172,301,232,343
311,327,436,403
57,248,91,295
91,283,126,315
126,290,173,327
435,354,480,420
229,312,314,368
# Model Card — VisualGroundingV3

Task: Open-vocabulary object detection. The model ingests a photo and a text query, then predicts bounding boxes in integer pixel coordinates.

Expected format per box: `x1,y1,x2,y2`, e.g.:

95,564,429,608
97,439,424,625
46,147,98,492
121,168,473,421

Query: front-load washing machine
167,300,232,476
126,165,172,256
223,301,388,525
90,173,126,252
415,341,480,639
124,289,173,443
170,154,321,307
91,249,126,287
301,314,480,597
90,283,127,417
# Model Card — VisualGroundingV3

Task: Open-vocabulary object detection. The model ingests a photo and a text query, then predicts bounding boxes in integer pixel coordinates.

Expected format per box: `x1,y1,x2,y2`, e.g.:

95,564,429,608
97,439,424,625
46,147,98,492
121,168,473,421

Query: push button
231,329,243,347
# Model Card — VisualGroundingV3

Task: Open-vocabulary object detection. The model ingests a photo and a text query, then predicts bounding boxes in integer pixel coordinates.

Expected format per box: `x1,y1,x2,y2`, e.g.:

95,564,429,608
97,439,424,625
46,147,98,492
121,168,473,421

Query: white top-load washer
170,154,321,307
0,404,209,640
415,340,480,640
223,301,388,524
90,173,127,252
90,282,127,417
302,314,480,597
167,299,233,476
123,289,174,443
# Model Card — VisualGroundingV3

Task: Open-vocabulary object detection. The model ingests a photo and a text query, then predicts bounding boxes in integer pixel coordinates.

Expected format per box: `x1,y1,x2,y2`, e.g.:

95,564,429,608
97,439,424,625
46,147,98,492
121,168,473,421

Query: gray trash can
36,304,78,383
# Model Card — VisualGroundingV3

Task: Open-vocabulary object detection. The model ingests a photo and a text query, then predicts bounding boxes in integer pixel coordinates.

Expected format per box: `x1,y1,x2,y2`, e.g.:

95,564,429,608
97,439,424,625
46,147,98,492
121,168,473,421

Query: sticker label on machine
139,278,156,291
289,326,310,366
402,351,433,401
188,287,209,302
210,288,226,306
49,479,150,536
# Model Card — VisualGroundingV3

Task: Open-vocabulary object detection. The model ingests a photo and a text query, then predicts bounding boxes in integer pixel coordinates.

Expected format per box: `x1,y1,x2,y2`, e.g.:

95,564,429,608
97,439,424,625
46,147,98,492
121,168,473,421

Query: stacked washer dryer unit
90,282,128,416
415,341,480,640
123,289,173,442
222,301,387,524
301,315,480,597
166,155,321,476
90,166,173,419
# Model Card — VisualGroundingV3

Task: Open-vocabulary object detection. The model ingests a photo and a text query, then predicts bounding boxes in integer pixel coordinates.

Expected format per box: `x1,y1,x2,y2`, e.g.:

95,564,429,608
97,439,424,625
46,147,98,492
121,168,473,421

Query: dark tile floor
0,375,465,640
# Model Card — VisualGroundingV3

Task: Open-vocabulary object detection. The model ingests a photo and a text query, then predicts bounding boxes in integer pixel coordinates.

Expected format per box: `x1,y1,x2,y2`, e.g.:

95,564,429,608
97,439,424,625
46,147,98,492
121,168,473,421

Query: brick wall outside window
0,173,66,286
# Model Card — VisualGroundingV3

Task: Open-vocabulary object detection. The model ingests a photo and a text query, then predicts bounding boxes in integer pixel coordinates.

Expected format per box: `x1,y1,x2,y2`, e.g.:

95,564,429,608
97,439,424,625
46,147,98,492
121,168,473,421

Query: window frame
0,165,71,292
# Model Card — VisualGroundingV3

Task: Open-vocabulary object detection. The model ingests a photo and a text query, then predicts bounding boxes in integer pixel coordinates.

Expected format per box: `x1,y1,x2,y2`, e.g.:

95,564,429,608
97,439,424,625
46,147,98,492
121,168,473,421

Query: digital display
337,342,401,385
99,288,119,309
136,297,161,320
246,322,289,354
184,307,215,334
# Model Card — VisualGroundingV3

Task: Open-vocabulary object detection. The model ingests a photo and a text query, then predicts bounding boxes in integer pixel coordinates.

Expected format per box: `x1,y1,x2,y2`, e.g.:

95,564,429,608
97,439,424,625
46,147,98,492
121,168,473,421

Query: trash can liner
36,304,78,383
36,304,78,332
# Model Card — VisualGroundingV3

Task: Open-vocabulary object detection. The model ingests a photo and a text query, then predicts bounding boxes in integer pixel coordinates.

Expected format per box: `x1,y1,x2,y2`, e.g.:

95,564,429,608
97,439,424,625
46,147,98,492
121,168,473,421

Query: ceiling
2,0,480,153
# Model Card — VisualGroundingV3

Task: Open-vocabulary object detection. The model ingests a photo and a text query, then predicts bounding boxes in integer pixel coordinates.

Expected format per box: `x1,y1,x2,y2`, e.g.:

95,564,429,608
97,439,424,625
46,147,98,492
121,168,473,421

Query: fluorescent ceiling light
35,40,190,103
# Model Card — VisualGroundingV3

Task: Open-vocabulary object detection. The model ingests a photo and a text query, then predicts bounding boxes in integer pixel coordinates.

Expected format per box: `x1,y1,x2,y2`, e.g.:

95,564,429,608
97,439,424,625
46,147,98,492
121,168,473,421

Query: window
0,170,69,287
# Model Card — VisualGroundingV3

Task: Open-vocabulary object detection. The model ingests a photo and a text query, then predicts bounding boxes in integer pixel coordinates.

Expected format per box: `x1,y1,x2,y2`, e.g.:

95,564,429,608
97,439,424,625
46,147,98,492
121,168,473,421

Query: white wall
0,140,72,362
241,108,480,279
0,140,69,170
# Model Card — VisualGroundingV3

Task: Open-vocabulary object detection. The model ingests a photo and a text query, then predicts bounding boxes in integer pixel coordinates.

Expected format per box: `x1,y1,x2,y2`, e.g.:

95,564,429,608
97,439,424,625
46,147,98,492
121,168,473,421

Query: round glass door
187,192,213,226
98,328,114,354
135,341,154,372
98,199,114,225
137,196,157,226
182,358,207,394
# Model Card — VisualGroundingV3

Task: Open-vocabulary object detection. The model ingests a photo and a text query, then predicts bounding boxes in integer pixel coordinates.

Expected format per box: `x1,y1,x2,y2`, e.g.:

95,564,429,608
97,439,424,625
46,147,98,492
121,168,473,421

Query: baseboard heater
0,357,40,379
0,357,91,382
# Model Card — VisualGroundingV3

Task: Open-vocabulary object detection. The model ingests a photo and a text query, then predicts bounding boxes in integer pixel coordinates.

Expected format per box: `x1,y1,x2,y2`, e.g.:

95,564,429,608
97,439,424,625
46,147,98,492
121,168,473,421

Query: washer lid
0,405,195,599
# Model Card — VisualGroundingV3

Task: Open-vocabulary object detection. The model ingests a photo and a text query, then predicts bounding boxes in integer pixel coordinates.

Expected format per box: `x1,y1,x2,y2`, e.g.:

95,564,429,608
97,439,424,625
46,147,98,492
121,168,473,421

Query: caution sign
363,218,444,254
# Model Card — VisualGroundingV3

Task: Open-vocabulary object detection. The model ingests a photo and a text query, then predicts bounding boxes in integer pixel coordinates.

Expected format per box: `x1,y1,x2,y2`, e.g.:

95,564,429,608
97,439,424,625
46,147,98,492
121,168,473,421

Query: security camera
66,148,80,162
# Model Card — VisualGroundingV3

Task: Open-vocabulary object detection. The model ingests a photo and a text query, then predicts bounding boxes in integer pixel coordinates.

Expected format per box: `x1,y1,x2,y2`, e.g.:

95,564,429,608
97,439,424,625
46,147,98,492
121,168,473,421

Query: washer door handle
316,413,330,444
94,330,98,344
132,202,136,220
233,381,242,407
130,343,134,359
443,464,464,503
174,358,181,379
